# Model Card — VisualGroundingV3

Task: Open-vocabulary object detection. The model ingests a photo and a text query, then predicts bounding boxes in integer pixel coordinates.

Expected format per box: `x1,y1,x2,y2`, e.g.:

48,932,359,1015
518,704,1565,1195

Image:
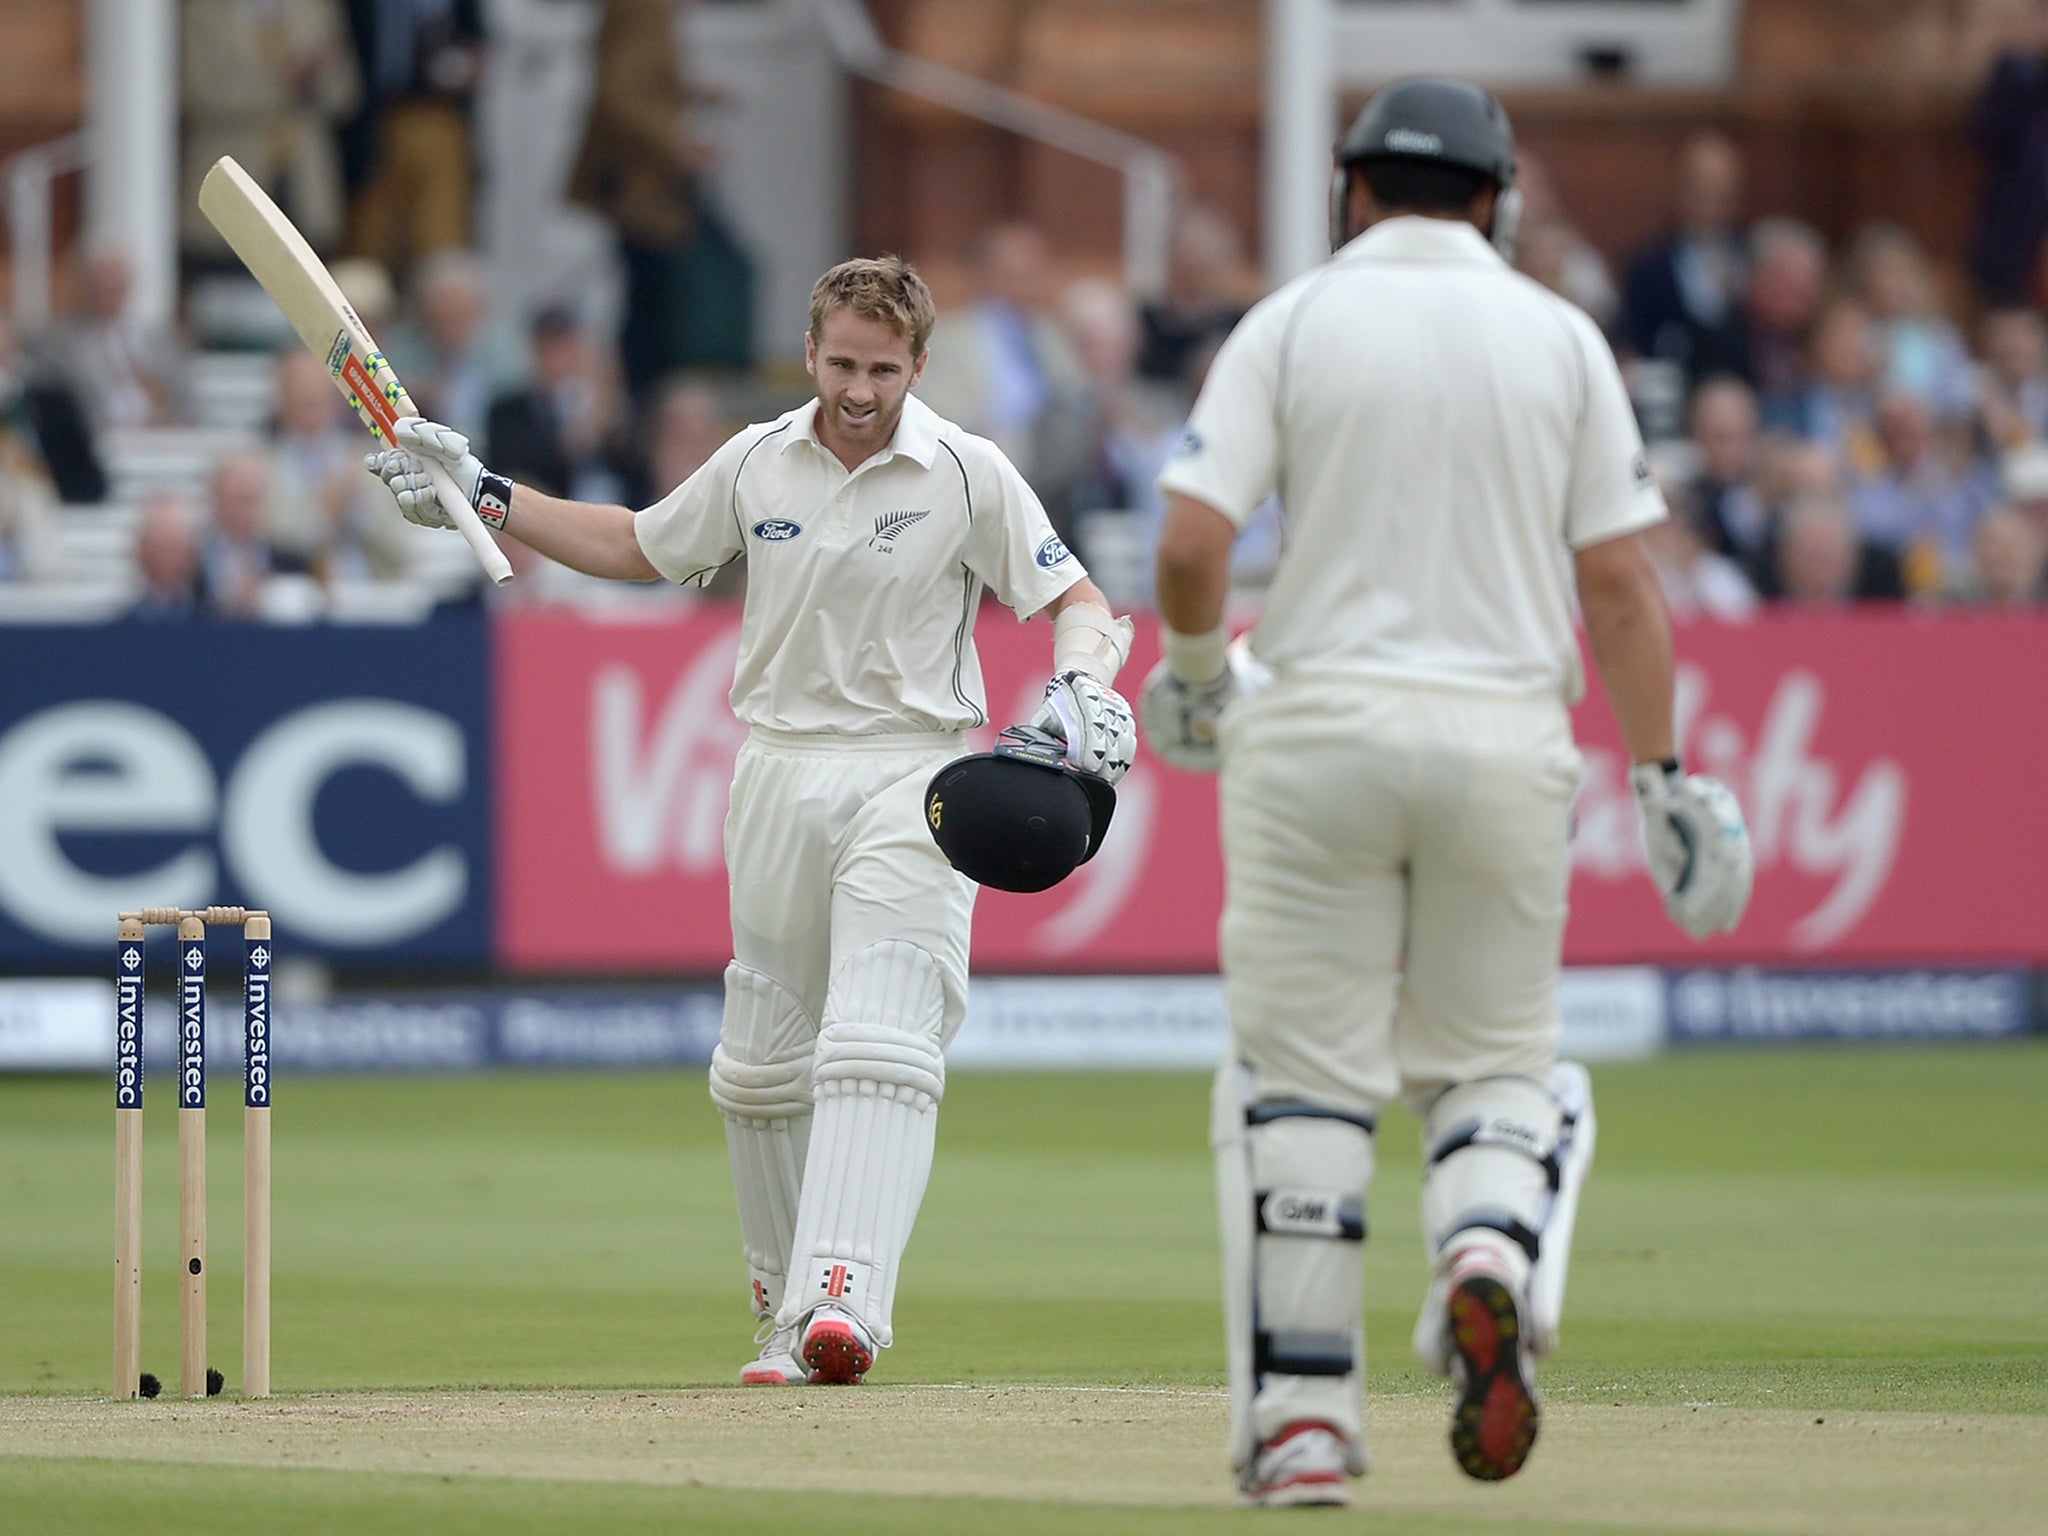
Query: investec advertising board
0,615,492,965
495,606,2048,972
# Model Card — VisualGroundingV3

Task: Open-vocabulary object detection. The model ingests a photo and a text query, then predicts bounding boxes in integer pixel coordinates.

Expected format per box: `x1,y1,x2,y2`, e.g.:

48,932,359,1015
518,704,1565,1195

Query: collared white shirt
636,392,1080,734
1159,216,1664,701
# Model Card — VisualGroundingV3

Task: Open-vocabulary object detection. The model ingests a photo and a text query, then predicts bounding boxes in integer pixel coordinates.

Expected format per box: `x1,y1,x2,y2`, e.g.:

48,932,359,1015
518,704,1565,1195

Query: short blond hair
809,256,936,356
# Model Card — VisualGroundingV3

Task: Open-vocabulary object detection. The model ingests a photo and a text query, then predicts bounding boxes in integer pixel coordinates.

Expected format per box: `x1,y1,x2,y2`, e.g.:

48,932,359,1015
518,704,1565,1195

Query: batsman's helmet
1332,76,1520,257
924,726,1117,893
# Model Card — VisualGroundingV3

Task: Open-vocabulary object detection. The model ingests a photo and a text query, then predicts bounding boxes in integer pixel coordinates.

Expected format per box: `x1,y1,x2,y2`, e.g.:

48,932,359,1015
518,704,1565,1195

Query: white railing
5,132,90,335
814,0,1182,295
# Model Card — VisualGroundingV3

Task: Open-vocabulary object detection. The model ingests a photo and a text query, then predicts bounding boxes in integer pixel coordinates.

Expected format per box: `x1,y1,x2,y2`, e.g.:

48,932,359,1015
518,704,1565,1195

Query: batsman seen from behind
1142,78,1753,1506
367,256,1136,1385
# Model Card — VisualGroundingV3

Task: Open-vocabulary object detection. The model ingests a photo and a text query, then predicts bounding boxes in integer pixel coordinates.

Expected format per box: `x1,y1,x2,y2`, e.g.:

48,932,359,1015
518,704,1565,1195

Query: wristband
474,469,514,530
1052,604,1134,684
1162,623,1229,684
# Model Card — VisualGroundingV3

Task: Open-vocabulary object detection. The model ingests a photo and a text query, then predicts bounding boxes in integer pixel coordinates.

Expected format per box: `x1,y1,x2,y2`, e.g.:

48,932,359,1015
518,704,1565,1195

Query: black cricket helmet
925,726,1117,893
1332,76,1520,256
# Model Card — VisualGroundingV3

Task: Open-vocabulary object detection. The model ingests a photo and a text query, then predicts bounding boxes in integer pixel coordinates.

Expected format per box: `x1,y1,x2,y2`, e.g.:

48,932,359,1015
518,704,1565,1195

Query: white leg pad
708,962,816,1317
1527,1060,1596,1356
776,940,947,1348
1214,1062,1375,1480
1411,1072,1568,1374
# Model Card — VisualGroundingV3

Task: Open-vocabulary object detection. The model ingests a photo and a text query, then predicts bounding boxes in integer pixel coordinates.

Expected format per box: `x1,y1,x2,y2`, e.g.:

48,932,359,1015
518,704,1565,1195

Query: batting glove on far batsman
364,417,515,532
1032,672,1136,784
1139,636,1272,773
1630,761,1754,939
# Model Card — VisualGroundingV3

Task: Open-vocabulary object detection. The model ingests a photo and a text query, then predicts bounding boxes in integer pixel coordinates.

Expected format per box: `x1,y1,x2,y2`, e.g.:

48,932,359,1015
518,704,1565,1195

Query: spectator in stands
1642,477,1758,621
0,311,106,508
1136,205,1250,395
180,0,360,269
1767,294,1888,481
1511,150,1617,330
1035,279,1184,590
1968,5,2048,301
1688,376,1770,561
915,221,1083,485
570,0,751,396
1619,130,1750,387
485,302,638,507
385,249,518,444
1743,218,1829,409
130,491,205,620
269,346,409,582
645,376,733,497
199,446,308,618
1846,224,1975,422
1967,505,2047,604
33,248,188,430
340,0,486,285
1976,304,2048,448
1749,439,1903,601
1850,389,1996,594
1773,493,1867,606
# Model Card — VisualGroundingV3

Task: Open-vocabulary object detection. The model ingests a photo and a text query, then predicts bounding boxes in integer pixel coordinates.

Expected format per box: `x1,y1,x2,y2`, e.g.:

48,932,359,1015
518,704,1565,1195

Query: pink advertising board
496,606,2048,972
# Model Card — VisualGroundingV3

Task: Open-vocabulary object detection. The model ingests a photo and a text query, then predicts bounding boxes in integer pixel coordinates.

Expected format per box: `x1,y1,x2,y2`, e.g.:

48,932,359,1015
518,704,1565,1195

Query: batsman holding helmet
368,256,1136,1386
1143,79,1753,1505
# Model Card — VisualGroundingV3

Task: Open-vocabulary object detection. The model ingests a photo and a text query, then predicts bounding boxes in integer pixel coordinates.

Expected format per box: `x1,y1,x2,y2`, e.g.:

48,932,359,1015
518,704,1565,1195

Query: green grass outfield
2,1044,2044,1533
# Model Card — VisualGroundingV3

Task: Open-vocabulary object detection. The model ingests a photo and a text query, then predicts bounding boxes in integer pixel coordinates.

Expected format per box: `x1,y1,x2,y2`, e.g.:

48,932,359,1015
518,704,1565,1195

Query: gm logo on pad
1034,534,1072,569
752,519,804,542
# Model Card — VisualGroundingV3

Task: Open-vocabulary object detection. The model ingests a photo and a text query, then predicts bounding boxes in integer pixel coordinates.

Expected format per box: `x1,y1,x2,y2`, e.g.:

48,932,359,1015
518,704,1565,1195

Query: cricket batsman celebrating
367,256,1136,1385
1142,79,1753,1504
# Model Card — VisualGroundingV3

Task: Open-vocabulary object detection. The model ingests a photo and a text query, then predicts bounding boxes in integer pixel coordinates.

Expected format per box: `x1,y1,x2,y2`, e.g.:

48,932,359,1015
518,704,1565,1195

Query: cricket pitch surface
4,1384,2039,1533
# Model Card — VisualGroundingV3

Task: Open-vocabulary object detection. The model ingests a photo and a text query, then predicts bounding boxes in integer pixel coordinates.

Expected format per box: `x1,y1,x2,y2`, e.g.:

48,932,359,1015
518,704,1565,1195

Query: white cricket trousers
1216,675,1582,1117
726,727,976,1035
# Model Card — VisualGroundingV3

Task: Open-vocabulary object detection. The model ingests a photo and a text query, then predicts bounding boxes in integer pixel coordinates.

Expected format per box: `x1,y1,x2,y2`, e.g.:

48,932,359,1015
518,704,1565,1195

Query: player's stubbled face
806,308,927,464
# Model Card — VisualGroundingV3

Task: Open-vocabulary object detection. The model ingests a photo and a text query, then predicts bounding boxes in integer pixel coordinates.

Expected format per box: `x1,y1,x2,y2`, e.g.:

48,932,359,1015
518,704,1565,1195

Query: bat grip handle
423,458,515,586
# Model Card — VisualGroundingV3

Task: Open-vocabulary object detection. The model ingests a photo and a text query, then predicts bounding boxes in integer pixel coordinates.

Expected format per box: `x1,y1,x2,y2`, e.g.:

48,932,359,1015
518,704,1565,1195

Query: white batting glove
364,417,512,531
364,446,454,529
1631,761,1754,939
1139,637,1271,772
1031,671,1136,784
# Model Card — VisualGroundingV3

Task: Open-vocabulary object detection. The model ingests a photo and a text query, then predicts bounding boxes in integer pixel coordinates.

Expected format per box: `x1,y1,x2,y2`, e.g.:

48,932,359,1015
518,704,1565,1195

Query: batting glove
1032,671,1136,785
1139,637,1271,773
1631,761,1754,939
364,417,513,531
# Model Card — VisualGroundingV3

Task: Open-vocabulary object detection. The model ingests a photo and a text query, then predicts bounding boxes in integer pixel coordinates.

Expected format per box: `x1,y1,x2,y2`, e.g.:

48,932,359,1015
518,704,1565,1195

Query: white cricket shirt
635,393,1081,734
1159,216,1664,701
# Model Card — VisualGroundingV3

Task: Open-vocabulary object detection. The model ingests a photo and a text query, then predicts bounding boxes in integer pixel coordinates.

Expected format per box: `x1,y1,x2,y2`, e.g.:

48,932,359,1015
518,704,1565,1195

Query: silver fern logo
869,508,930,552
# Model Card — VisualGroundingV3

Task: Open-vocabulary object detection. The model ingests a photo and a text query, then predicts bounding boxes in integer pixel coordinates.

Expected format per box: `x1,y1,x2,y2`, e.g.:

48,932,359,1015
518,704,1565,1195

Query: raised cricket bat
197,156,514,586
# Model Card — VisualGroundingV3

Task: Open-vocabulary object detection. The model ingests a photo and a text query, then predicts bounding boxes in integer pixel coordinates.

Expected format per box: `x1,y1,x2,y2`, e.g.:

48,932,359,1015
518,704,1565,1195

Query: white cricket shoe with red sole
739,1320,807,1386
1239,1421,1351,1507
1445,1249,1540,1481
799,1307,875,1385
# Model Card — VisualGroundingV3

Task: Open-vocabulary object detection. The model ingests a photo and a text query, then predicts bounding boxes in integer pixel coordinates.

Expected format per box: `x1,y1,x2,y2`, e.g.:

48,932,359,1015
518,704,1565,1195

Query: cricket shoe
799,1306,875,1385
1238,1422,1351,1508
1445,1249,1540,1482
739,1319,807,1386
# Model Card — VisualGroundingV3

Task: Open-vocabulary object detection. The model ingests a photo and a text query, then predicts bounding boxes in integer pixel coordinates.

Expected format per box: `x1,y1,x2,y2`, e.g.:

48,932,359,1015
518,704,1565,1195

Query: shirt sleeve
632,425,757,584
1155,293,1287,528
1563,308,1667,549
960,440,1086,619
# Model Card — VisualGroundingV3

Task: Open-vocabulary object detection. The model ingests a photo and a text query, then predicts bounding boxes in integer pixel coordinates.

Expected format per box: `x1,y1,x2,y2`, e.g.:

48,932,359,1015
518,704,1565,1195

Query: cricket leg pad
1214,1061,1375,1482
777,941,947,1350
1412,1074,1562,1374
708,962,816,1318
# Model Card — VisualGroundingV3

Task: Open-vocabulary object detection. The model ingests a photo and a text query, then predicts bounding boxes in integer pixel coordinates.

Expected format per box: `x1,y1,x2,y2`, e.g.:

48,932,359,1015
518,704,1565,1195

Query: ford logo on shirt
1034,534,1072,568
752,519,804,541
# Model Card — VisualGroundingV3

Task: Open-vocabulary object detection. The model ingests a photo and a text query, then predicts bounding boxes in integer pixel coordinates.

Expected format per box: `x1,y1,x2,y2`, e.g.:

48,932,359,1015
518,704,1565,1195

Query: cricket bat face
196,156,513,586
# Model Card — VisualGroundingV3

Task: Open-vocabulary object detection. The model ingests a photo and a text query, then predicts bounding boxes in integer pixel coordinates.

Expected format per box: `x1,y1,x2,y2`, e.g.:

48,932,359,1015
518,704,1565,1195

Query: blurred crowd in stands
7,0,2048,619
